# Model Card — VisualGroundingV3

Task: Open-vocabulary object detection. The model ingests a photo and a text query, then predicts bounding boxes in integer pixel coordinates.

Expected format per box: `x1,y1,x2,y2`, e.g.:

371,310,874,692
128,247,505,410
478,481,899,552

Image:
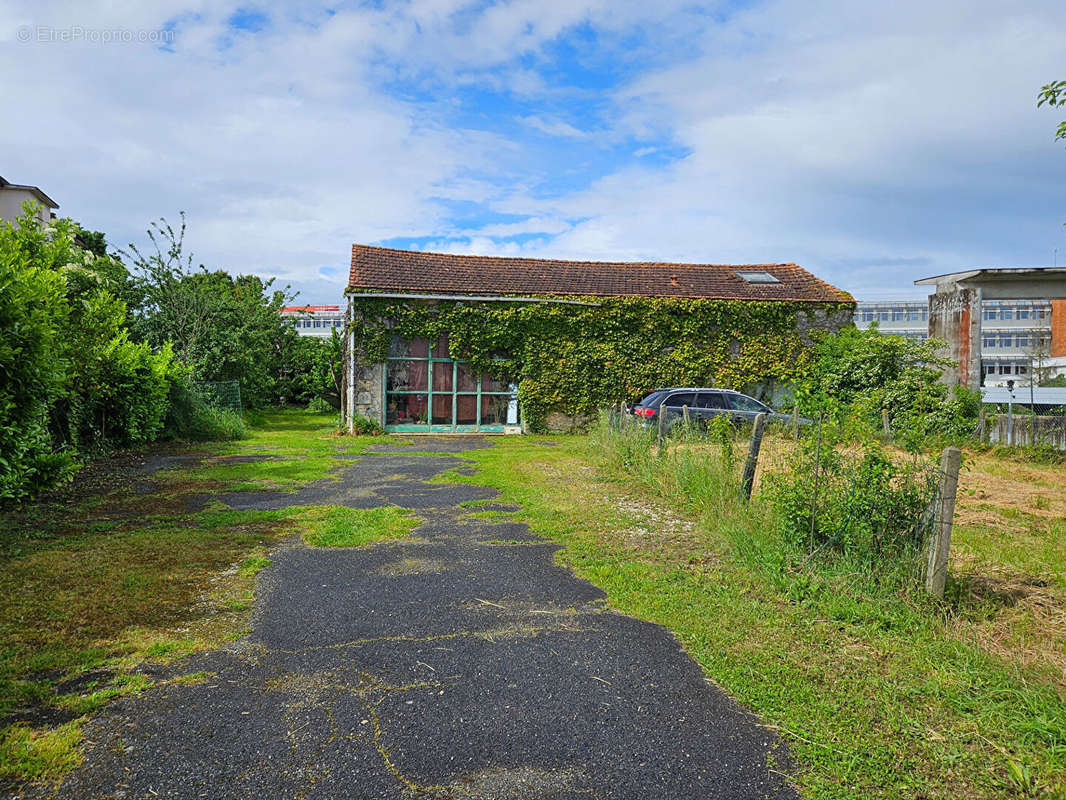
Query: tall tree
119,214,297,407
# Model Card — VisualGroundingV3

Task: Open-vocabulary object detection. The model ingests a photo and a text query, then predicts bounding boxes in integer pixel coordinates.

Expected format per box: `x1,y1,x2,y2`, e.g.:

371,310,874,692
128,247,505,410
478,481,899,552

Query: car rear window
638,391,666,407
663,392,697,408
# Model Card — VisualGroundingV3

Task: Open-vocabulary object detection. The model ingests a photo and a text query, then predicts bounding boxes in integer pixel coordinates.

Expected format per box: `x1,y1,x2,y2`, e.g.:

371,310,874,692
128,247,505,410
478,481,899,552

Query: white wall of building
0,188,53,225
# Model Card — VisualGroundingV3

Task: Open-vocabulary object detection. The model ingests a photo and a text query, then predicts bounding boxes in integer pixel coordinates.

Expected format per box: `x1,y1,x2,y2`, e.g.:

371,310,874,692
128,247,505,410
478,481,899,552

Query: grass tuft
301,506,420,548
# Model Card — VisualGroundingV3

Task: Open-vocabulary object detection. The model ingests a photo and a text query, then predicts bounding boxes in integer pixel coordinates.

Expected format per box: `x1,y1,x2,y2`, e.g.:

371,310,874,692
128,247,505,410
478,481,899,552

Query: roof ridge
348,244,852,303
352,244,799,271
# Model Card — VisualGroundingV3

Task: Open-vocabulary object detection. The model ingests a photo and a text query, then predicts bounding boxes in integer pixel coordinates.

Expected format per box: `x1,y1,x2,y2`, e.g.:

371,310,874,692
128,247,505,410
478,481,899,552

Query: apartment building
280,305,346,338
854,299,1055,386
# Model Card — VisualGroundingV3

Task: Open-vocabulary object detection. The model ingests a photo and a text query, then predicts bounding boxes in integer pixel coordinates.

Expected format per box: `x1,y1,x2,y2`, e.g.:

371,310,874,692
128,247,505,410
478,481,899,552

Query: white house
0,175,58,225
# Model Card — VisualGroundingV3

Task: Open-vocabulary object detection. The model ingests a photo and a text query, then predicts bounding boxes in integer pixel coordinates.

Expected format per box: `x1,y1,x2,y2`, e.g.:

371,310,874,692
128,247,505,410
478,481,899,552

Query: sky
2,0,1064,304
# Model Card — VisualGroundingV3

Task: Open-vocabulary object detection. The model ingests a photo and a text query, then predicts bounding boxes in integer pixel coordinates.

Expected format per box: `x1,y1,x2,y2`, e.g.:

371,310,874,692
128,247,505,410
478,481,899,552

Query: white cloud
2,0,1064,306
521,115,591,139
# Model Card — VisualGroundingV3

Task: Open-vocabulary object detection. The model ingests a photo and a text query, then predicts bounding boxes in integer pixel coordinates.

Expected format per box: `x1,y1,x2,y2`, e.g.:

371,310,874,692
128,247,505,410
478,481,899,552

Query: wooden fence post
682,404,690,431
740,412,768,501
657,403,666,444
791,405,799,437
977,407,986,443
925,446,962,599
881,409,891,437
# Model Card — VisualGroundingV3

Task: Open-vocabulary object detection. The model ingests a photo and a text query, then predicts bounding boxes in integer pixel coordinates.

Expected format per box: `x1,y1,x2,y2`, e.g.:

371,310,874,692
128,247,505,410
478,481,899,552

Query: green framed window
384,335,519,432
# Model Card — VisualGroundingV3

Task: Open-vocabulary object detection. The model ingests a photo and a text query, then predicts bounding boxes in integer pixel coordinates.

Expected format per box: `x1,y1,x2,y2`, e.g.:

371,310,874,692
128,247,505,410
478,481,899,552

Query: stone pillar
344,304,386,430
929,286,982,390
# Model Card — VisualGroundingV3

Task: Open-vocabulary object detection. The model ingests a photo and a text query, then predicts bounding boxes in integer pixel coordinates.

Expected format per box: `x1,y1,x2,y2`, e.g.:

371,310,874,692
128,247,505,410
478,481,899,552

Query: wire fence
605,404,956,595
192,380,243,414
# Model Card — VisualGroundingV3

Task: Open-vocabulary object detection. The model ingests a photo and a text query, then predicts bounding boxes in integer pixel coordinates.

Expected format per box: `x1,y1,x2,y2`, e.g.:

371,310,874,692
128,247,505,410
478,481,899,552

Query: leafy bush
798,325,980,443
305,396,334,413
348,415,384,436
280,331,342,408
767,432,936,565
0,211,76,500
63,336,174,455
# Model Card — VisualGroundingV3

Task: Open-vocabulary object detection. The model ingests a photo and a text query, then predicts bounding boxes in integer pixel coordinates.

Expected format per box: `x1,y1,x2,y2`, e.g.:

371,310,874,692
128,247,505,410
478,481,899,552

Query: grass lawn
2,409,1063,798
0,410,393,787
436,433,1066,800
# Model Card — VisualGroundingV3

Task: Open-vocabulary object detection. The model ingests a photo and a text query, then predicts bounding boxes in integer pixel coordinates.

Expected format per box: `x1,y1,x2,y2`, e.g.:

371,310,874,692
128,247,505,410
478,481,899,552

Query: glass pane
728,394,766,413
387,360,428,392
481,393,518,426
481,372,515,393
432,362,453,392
431,393,453,425
389,335,429,358
386,393,429,425
432,335,449,359
457,362,477,392
455,394,478,425
695,392,726,409
663,392,696,408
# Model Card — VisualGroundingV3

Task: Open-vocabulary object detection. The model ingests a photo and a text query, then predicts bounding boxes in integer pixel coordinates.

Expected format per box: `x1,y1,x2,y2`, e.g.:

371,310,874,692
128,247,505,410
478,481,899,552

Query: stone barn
343,245,853,433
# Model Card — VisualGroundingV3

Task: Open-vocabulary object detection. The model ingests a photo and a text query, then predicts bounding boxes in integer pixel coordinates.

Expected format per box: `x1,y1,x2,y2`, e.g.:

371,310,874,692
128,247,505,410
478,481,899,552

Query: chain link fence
192,380,243,414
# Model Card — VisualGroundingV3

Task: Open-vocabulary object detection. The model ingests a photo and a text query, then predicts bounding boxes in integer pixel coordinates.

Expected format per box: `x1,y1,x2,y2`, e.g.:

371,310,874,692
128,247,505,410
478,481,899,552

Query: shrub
765,420,937,567
0,211,74,500
348,415,384,436
305,396,334,413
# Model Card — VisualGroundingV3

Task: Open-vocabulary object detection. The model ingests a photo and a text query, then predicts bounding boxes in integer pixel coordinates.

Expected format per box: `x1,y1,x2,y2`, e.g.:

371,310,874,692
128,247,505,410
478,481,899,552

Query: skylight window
734,270,781,284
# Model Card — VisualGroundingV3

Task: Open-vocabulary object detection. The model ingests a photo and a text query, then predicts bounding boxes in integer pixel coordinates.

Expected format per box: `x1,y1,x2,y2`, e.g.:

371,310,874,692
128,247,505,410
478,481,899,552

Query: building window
1000,309,1013,320
908,311,921,321
983,335,996,348
862,312,874,322
984,363,996,374
1017,308,1030,320
984,310,997,321
998,335,1012,348
1017,365,1028,375
385,335,518,430
878,312,890,321
1000,365,1013,374
892,309,905,321
1016,335,1029,348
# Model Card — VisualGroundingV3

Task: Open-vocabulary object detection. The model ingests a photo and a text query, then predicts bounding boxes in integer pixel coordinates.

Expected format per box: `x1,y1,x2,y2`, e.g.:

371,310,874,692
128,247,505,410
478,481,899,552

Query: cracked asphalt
27,437,796,800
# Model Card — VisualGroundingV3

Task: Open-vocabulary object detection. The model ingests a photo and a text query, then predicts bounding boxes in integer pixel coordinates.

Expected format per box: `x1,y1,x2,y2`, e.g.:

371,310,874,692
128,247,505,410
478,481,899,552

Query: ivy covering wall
350,295,854,430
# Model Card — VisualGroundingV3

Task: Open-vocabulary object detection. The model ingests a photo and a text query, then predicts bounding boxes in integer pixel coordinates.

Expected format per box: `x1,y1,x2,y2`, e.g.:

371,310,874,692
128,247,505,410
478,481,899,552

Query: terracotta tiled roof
281,305,341,313
348,245,852,304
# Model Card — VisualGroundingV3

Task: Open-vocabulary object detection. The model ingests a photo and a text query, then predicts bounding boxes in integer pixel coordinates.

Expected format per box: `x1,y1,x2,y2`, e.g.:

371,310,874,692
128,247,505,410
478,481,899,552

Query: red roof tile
281,305,341,313
348,245,852,304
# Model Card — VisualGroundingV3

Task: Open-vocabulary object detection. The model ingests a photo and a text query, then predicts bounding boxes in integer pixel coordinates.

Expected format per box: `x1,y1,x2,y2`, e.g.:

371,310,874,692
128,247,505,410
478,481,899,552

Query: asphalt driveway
28,438,796,800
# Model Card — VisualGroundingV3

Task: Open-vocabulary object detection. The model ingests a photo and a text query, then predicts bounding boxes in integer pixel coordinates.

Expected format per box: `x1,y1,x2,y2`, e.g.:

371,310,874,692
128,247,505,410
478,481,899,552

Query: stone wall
795,304,856,341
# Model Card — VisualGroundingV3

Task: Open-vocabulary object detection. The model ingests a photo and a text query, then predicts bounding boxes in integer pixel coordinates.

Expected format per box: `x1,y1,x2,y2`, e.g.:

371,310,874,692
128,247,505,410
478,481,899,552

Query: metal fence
193,380,243,414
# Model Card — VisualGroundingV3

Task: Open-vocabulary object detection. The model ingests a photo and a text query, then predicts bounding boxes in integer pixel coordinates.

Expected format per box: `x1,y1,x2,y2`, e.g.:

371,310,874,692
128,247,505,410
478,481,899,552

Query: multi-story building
854,299,1056,387
280,305,346,338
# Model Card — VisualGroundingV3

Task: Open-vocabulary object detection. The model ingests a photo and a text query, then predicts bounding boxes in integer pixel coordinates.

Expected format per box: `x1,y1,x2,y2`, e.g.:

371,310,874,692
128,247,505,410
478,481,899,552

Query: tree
119,214,297,407
1037,80,1066,145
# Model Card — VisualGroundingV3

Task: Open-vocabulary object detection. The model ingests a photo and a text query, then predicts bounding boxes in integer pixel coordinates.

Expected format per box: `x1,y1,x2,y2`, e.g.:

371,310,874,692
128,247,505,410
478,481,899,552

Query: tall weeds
591,411,938,595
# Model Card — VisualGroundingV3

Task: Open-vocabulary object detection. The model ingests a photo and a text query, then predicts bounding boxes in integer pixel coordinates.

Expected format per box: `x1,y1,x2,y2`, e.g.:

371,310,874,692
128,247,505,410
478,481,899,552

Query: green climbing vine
349,294,853,431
